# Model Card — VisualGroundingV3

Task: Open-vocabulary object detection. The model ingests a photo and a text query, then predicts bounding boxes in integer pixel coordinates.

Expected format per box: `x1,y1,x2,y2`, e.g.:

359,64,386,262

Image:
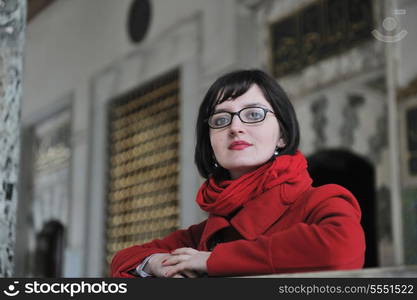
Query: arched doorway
307,149,378,268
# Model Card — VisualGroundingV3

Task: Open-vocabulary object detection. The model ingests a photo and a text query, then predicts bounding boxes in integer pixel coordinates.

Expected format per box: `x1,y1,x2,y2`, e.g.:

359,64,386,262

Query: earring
274,146,280,156
213,155,219,168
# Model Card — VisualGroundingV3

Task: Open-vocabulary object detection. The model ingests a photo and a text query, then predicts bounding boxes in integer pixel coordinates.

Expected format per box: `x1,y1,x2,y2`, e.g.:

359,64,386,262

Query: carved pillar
0,0,26,277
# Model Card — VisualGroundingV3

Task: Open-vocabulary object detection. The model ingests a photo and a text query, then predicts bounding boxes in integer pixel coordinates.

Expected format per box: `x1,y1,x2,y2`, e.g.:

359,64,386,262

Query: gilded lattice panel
105,71,180,267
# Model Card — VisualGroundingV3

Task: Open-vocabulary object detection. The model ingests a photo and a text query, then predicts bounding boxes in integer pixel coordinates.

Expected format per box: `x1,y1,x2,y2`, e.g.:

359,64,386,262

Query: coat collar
199,215,229,250
230,186,291,240
200,184,312,247
230,174,312,240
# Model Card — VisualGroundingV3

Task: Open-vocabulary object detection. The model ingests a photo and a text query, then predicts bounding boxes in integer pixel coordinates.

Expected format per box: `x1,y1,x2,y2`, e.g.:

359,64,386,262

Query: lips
228,140,252,150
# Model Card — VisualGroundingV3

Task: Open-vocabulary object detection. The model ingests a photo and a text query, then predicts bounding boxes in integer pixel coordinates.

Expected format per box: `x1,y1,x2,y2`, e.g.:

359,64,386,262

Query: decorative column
0,0,26,277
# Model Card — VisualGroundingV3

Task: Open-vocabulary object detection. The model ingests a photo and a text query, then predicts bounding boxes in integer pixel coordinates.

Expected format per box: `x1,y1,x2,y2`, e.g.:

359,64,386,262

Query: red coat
110,183,365,277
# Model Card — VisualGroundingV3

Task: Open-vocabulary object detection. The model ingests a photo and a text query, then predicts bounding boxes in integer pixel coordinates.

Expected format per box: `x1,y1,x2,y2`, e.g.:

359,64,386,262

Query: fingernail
162,259,167,264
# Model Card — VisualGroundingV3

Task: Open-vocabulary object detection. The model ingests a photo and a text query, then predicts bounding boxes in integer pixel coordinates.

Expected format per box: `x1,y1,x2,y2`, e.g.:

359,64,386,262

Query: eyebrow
213,102,269,113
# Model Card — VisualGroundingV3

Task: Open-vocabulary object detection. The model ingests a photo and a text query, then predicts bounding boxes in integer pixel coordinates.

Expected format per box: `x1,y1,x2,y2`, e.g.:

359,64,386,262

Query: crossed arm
111,197,365,278
143,248,211,278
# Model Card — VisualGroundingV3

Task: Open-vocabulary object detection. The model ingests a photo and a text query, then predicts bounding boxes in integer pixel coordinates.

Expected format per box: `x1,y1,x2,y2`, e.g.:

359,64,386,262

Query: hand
144,253,171,277
145,253,197,278
162,247,211,277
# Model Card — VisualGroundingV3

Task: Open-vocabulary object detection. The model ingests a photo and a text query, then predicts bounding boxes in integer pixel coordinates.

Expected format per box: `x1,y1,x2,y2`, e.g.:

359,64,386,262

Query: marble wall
0,0,25,277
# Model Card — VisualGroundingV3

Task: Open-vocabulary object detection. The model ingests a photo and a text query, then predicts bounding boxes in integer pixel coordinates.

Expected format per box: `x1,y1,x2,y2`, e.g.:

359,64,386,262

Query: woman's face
209,84,286,179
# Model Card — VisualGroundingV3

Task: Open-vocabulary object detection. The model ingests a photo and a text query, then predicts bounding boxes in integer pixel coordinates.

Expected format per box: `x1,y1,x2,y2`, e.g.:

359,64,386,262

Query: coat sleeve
206,197,365,276
110,220,207,277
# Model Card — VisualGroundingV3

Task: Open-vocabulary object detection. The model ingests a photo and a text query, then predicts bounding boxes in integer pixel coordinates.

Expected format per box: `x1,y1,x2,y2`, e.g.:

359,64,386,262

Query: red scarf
196,151,312,216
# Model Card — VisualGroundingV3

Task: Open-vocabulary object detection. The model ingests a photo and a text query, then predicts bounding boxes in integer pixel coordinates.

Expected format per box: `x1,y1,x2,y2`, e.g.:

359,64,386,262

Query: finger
152,254,172,265
165,268,185,278
171,247,198,255
164,263,187,277
162,267,181,278
162,254,190,266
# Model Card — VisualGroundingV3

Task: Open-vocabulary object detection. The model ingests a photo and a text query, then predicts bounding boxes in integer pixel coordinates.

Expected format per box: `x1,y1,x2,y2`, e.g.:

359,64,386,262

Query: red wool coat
110,183,365,277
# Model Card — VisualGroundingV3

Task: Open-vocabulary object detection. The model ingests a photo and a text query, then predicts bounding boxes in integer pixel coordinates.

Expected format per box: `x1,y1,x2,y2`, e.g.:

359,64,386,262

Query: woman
110,69,365,278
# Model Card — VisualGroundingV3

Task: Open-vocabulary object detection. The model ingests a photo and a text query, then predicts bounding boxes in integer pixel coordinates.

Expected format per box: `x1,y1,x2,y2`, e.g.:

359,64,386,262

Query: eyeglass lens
209,107,266,128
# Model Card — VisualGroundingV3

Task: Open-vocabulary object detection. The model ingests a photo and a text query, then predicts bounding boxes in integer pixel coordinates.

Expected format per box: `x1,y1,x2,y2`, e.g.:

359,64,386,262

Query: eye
244,108,264,121
210,113,230,127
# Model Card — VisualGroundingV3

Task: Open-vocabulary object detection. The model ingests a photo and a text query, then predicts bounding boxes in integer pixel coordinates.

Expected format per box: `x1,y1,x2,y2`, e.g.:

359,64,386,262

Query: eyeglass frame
207,106,275,129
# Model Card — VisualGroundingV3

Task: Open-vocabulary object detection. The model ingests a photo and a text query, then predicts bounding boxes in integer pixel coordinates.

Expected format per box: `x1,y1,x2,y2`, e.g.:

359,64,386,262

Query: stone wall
0,0,25,277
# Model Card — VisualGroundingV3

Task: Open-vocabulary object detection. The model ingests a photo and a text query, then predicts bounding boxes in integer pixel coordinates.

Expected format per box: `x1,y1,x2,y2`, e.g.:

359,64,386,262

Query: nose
228,114,245,135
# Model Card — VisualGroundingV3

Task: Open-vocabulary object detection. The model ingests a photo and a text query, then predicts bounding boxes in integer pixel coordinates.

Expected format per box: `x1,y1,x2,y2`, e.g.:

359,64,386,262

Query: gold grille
269,0,373,78
105,70,180,269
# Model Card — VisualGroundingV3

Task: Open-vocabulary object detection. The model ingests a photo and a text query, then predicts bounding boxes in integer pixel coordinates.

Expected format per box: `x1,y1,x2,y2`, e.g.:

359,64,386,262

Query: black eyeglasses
208,107,275,129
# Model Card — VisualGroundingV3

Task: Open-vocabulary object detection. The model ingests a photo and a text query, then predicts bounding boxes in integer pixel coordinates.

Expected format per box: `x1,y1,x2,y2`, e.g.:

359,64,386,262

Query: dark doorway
34,220,65,277
307,149,378,268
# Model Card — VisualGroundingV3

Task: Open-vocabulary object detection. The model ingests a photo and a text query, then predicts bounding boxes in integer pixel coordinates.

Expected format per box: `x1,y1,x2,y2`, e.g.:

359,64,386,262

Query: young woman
111,69,365,278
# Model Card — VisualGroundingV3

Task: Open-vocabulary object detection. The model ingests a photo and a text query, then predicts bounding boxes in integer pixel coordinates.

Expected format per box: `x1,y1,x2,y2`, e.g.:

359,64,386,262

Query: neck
229,167,257,180
229,156,277,180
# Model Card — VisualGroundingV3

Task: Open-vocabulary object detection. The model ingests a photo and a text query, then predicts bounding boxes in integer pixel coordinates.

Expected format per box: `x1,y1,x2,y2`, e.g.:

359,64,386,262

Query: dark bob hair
195,69,300,180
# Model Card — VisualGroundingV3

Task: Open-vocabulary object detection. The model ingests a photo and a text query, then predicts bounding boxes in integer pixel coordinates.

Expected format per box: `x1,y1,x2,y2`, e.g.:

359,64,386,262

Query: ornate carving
368,106,388,165
0,0,22,43
311,96,328,150
270,0,373,78
365,75,387,94
340,94,365,148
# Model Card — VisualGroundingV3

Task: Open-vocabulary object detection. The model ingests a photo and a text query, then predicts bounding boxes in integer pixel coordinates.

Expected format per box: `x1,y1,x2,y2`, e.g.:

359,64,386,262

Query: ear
277,137,286,148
